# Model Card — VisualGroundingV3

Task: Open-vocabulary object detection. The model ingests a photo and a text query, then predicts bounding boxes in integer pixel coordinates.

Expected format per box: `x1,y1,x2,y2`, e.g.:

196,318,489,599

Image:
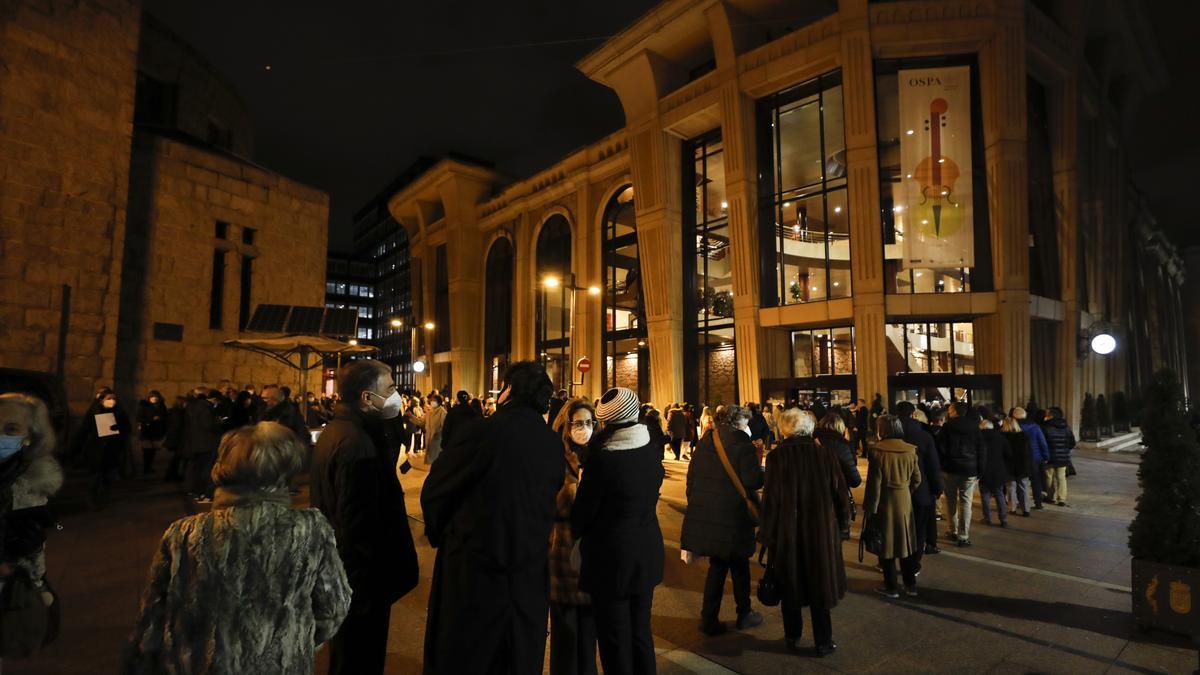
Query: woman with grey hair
863,415,922,598
760,408,849,656
123,422,351,674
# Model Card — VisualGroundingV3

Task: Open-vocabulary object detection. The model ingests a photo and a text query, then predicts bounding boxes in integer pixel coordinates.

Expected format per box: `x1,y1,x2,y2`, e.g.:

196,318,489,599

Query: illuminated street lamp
541,273,598,395
390,318,403,328
588,285,601,296
348,339,358,346
424,321,435,330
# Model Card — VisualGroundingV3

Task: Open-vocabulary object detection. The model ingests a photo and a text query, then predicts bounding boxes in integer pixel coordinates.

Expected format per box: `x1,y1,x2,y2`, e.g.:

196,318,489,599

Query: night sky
144,1,1198,253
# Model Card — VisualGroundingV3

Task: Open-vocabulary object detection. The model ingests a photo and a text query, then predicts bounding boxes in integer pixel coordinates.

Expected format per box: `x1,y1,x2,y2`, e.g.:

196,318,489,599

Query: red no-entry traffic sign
576,357,591,373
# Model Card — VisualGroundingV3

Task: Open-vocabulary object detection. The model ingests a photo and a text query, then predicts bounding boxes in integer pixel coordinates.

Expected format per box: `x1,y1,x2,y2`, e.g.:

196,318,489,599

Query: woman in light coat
123,422,351,674
863,415,921,599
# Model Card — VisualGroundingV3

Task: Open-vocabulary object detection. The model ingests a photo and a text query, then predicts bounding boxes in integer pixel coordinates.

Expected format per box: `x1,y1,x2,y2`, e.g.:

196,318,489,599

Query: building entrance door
887,374,1001,410
761,375,856,408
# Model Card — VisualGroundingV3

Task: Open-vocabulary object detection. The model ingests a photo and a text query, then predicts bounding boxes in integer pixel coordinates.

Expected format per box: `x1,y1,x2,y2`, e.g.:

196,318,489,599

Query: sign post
571,357,590,396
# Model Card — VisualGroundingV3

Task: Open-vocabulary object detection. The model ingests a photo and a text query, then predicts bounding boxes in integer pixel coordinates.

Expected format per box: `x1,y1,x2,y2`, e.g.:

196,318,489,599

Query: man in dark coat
896,402,943,556
853,399,870,458
184,388,220,502
421,362,564,674
547,388,569,427
1040,407,1076,506
439,389,479,451
667,405,691,461
260,384,310,446
310,360,419,675
680,405,765,635
938,402,984,546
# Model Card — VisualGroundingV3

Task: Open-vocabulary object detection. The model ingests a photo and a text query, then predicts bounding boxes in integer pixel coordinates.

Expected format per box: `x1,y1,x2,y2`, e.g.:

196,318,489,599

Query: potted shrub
1129,371,1200,651
1112,391,1131,433
1081,393,1099,441
1097,394,1112,438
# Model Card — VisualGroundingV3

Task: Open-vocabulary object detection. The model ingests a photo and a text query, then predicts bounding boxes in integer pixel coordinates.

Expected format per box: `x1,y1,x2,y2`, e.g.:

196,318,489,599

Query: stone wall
0,0,140,413
115,131,328,400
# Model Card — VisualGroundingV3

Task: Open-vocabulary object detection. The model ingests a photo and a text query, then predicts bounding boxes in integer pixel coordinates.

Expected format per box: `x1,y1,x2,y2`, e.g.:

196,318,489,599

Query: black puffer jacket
979,428,1010,489
680,426,762,559
1041,418,1076,466
939,413,985,477
1001,430,1031,478
813,428,861,488
901,417,943,506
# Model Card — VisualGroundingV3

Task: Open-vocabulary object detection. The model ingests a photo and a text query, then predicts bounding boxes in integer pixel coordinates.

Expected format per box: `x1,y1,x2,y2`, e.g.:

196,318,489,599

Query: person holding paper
82,390,131,508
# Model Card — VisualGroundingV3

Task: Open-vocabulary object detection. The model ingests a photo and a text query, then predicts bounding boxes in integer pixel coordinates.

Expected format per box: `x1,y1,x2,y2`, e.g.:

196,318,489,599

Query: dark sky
144,1,1196,253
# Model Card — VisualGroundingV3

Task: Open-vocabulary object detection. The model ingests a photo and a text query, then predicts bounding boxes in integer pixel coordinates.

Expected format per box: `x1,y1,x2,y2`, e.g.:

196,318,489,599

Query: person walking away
864,416,922,598
1012,407,1049,509
439,390,479,451
0,394,65,660
667,405,690,461
747,402,771,462
895,402,942,556
136,391,167,476
124,423,351,674
572,388,664,675
1040,407,1076,507
421,362,564,674
185,388,221,504
548,398,600,675
938,402,984,546
813,413,861,490
1000,416,1032,516
978,419,1010,527
82,390,132,508
680,405,764,636
853,399,870,458
310,360,419,675
415,393,447,464
760,409,848,656
162,396,188,482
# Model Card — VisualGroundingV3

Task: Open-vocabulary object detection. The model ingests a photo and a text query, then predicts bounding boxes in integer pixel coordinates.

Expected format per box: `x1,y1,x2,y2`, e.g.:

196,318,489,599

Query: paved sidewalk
8,449,1199,674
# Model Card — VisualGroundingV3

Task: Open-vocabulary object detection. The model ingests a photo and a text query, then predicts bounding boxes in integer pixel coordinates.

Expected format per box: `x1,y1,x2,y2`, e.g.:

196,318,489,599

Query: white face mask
369,390,403,419
570,426,593,446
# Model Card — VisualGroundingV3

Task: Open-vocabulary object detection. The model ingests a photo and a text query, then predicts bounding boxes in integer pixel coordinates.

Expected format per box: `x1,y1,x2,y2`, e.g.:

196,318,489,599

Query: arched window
602,186,649,401
484,237,514,395
535,215,572,390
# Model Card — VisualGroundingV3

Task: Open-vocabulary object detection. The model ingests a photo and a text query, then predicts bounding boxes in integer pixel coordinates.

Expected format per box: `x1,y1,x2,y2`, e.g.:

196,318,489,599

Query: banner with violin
898,66,975,268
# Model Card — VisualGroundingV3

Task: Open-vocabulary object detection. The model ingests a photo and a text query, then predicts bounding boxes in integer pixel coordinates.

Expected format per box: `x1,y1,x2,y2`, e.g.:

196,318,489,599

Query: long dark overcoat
680,426,762,560
760,436,849,608
863,438,922,559
421,404,564,674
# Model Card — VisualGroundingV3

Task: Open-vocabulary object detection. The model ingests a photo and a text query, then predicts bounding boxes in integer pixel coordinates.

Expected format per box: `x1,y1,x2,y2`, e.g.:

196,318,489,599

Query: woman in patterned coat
123,422,351,674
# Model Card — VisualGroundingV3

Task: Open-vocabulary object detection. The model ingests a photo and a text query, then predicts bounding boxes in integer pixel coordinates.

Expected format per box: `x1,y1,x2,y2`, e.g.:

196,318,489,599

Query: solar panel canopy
244,305,359,337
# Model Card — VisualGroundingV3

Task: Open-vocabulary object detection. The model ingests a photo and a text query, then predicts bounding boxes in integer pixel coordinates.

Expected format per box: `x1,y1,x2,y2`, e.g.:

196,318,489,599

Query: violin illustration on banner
910,97,963,239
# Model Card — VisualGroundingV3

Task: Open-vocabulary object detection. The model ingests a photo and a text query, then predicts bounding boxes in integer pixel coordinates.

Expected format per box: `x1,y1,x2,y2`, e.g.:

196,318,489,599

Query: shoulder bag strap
713,428,759,523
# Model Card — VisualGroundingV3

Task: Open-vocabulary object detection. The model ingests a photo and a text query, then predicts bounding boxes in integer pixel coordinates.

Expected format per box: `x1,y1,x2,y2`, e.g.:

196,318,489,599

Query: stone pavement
8,447,1198,674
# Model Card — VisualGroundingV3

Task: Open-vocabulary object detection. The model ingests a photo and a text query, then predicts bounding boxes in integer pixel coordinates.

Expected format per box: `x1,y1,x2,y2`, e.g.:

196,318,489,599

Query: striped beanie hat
596,387,640,424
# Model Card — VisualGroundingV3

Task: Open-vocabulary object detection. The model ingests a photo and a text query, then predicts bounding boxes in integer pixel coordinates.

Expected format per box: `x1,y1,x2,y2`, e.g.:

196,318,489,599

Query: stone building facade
0,0,328,415
386,0,1186,428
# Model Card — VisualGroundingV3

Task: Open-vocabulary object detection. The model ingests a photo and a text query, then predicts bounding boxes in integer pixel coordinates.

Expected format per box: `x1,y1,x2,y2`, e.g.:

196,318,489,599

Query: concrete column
839,0,889,403
511,212,535,362
574,185,604,401
975,1,1031,409
440,177,490,396
1051,71,1082,428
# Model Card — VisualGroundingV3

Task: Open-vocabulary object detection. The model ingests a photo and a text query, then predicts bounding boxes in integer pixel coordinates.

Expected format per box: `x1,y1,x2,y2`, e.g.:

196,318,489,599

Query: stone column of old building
1051,68,1082,428
573,183,603,401
839,0,889,406
440,176,490,396
511,211,536,363
629,122,686,408
975,1,1032,409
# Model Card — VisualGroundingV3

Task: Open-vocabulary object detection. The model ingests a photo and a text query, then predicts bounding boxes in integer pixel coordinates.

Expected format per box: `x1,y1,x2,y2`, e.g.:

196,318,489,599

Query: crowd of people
0,356,1086,674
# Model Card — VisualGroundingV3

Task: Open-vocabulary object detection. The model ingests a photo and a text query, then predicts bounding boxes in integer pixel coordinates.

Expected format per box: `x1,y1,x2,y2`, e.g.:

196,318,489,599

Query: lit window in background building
792,326,856,378
758,70,849,306
884,322,975,374
602,186,649,400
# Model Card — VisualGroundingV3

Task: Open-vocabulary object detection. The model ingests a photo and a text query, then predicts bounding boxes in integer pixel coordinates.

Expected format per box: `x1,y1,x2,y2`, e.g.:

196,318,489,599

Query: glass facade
684,132,737,406
536,215,572,391
602,186,649,400
877,57,991,295
885,322,976,375
792,326,856,377
484,237,514,395
757,71,850,307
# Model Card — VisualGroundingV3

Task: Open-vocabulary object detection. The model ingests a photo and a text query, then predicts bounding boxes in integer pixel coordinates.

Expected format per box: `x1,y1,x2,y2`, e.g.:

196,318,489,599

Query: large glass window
602,186,649,400
757,71,849,306
792,326,856,377
1027,76,1060,299
484,237,514,395
877,57,992,294
536,215,572,391
885,321,975,375
684,132,737,406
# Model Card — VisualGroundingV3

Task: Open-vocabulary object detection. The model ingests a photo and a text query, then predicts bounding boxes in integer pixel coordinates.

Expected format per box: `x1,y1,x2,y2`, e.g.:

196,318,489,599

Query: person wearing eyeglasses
547,398,599,675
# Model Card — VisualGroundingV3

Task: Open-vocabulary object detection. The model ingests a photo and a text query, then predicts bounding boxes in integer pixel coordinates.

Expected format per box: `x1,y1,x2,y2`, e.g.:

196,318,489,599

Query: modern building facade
0,1,329,413
383,0,1184,427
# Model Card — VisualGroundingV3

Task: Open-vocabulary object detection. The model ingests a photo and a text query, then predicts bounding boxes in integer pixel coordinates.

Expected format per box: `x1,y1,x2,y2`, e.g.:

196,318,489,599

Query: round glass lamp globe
1090,333,1116,355
413,360,427,373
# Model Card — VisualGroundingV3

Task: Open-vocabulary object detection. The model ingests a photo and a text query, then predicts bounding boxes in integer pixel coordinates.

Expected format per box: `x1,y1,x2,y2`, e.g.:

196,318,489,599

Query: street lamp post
542,273,600,396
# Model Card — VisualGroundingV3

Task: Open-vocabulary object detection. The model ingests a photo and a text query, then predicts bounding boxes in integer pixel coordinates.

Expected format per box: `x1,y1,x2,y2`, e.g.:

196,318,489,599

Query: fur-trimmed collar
602,424,650,451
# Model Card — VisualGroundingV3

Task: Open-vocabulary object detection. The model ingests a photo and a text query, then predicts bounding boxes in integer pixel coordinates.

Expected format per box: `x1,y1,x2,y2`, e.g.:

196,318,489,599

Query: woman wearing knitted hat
571,387,665,675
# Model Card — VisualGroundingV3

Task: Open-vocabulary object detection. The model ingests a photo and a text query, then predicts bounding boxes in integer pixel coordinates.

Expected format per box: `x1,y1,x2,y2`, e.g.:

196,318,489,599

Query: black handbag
755,545,780,607
841,491,857,541
857,514,884,562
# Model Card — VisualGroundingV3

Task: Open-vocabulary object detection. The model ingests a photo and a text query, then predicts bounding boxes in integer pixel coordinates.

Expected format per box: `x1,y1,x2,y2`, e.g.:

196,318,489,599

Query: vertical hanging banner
898,66,974,268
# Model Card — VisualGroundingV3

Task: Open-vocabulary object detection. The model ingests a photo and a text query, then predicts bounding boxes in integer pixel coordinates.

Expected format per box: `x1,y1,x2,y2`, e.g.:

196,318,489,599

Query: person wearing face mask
421,361,564,675
309,359,419,675
680,405,765,637
136,391,168,476
0,393,64,658
548,398,599,675
81,390,132,508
